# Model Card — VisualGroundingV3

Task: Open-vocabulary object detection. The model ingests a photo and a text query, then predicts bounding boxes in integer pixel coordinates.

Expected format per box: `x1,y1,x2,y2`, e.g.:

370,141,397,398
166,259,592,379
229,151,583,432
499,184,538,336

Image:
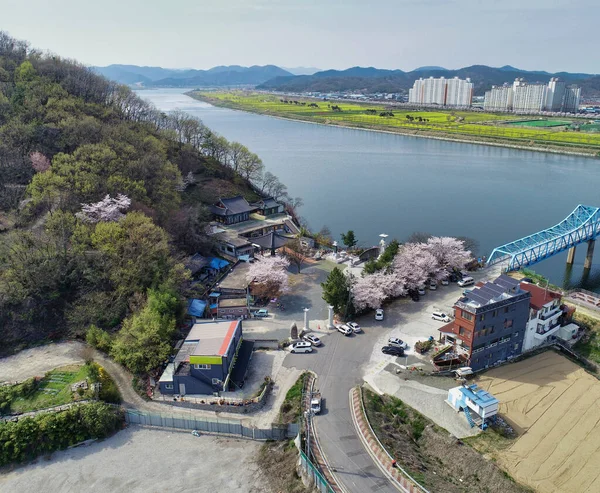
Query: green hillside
0,32,273,366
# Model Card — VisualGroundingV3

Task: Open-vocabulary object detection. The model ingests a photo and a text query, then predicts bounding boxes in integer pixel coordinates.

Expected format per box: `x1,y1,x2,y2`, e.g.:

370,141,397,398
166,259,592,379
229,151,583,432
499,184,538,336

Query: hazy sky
2,0,598,73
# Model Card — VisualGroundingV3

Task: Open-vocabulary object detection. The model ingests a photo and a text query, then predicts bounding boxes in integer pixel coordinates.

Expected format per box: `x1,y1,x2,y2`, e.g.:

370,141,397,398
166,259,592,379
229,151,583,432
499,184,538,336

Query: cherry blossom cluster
76,194,132,223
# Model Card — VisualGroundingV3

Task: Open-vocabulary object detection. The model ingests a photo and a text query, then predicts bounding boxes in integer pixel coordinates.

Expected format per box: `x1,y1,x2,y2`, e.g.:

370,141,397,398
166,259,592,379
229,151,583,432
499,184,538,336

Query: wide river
139,88,600,291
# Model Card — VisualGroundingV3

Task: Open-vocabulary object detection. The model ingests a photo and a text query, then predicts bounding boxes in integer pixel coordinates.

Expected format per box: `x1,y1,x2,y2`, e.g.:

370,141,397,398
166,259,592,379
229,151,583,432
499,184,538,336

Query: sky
2,0,599,73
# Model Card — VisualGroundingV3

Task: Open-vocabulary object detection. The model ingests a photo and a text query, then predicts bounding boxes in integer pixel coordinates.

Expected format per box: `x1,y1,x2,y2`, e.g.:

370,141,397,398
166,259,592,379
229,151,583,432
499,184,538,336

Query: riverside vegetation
0,32,295,374
192,92,600,156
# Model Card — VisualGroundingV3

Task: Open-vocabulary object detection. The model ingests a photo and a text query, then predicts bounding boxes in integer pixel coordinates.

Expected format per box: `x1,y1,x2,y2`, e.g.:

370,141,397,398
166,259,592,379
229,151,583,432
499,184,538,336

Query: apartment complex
483,77,581,113
438,275,531,371
408,76,473,107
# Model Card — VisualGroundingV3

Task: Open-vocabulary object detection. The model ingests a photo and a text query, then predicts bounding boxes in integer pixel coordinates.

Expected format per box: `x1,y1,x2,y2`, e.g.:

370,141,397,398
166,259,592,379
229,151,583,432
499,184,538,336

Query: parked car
254,309,269,318
522,277,534,283
449,273,460,282
303,334,322,346
337,324,353,336
310,392,322,414
290,341,313,353
441,279,449,286
381,345,405,356
418,286,426,296
432,311,451,322
388,337,408,349
409,289,420,302
463,289,472,296
347,321,362,333
375,309,384,321
429,281,437,290
457,276,474,287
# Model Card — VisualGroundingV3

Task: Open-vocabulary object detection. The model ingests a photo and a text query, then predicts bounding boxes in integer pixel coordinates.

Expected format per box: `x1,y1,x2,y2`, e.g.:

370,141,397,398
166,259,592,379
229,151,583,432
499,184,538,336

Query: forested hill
0,32,290,366
257,65,600,97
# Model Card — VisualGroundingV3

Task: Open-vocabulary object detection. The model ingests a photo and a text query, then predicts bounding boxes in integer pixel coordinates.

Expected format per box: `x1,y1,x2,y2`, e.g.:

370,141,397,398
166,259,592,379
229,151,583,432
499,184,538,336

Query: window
490,326,495,334
194,364,211,370
492,310,498,317
479,314,485,322
459,326,466,335
504,306,509,314
514,344,519,350
212,378,221,386
165,384,173,390
504,318,513,329
461,311,473,321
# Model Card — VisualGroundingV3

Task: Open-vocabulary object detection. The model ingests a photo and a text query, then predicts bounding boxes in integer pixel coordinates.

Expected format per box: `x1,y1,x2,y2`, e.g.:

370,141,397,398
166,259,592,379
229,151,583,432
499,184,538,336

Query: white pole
303,308,310,330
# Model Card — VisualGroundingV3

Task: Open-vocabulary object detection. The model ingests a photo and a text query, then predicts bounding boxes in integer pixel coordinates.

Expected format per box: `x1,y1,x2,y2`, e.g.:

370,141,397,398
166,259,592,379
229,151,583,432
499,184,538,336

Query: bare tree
285,238,309,273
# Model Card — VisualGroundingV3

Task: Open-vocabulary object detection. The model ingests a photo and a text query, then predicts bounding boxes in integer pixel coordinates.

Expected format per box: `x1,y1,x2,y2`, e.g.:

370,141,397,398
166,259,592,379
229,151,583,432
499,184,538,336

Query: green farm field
191,91,600,156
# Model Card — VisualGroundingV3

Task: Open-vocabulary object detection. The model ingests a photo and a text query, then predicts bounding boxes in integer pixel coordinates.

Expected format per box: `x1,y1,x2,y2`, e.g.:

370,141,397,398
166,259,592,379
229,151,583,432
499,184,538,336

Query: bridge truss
487,204,600,272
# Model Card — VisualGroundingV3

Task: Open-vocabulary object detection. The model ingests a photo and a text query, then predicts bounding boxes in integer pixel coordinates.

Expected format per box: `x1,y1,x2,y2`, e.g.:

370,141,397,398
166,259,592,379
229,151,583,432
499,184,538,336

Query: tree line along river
138,88,600,292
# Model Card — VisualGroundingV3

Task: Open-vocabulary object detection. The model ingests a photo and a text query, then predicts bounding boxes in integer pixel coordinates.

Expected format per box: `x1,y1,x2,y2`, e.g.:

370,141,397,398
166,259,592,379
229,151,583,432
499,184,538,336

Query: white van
290,341,313,354
432,311,451,322
457,276,474,287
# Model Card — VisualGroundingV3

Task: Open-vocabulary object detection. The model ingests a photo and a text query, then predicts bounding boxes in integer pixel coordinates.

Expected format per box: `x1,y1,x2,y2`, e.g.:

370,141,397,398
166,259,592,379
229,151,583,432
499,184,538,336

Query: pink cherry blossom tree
352,274,386,311
392,242,440,288
76,194,132,223
425,236,472,274
247,255,290,299
30,151,51,173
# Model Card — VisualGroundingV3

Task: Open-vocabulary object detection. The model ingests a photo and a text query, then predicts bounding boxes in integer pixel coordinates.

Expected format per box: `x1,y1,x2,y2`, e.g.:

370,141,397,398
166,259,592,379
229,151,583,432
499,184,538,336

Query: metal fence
299,450,336,493
124,409,298,441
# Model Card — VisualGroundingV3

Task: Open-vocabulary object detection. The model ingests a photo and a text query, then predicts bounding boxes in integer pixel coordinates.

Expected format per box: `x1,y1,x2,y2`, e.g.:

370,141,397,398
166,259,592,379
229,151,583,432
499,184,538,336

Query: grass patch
256,440,314,493
279,372,308,425
573,312,600,365
0,362,121,415
190,91,600,155
362,388,530,493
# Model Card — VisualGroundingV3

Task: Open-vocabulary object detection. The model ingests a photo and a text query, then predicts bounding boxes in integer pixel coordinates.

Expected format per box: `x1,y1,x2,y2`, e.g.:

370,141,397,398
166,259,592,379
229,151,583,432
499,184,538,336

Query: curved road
284,321,399,493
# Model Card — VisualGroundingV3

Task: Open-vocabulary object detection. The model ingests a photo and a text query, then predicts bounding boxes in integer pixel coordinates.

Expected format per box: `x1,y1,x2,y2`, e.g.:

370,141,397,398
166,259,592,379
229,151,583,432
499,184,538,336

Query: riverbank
189,91,600,158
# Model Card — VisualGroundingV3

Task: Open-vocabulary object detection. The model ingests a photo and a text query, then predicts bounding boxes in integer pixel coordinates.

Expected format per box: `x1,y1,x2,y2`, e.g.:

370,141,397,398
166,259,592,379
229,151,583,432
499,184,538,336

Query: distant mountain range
94,63,600,97
257,65,600,97
92,64,293,87
282,66,321,76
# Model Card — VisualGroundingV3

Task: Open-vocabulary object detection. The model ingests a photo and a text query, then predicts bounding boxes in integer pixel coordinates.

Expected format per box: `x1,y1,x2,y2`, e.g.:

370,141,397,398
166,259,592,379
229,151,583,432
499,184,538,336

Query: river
138,88,600,291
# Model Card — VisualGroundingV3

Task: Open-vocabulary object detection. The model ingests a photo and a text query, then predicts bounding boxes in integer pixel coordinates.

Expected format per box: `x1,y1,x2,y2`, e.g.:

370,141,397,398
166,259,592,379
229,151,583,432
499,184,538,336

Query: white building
546,77,566,111
483,84,514,111
446,77,474,106
520,283,563,352
513,79,548,112
563,85,581,113
408,76,473,107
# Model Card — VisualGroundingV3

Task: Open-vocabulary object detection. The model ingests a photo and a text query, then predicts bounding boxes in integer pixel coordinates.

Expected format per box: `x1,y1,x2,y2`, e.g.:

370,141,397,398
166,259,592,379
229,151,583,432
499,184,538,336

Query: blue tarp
210,303,218,310
209,257,230,270
187,299,207,317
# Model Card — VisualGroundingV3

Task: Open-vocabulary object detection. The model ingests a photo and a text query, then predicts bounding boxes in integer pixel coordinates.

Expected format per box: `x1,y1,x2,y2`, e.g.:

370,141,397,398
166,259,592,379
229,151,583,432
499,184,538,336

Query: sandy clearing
0,426,271,493
477,351,600,493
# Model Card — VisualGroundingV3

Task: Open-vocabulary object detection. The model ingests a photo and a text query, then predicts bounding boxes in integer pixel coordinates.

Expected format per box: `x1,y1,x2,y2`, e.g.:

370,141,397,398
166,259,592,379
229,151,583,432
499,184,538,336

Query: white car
337,324,353,336
432,311,451,322
290,341,313,353
375,309,384,321
429,281,437,290
388,337,408,349
418,287,426,296
441,279,449,286
347,321,362,333
303,334,322,346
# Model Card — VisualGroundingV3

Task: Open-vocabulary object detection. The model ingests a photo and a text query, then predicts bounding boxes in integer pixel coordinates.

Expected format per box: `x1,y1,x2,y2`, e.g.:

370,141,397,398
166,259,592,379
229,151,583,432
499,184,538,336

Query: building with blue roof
447,384,499,429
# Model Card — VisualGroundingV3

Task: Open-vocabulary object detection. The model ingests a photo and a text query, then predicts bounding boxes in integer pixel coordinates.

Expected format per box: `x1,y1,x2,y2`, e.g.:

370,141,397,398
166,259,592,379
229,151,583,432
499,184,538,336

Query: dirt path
0,341,295,427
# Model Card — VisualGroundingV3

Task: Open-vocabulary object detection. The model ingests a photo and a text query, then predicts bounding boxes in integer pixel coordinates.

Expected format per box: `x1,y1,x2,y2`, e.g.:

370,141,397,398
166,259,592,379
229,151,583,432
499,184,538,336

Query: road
284,320,402,493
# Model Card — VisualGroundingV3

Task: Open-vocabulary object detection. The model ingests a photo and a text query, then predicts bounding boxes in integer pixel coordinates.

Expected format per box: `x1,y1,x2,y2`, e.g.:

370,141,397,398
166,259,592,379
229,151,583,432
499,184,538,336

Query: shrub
86,325,112,353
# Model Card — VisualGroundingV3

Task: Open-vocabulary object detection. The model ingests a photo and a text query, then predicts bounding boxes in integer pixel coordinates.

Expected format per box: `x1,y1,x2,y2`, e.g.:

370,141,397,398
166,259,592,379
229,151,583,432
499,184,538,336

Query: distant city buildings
408,76,473,107
483,77,581,113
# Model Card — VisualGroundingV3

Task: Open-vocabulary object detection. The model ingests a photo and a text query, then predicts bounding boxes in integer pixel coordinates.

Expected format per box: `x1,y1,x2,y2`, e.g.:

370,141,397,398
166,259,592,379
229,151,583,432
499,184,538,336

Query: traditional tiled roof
211,196,256,216
520,282,561,310
251,231,292,250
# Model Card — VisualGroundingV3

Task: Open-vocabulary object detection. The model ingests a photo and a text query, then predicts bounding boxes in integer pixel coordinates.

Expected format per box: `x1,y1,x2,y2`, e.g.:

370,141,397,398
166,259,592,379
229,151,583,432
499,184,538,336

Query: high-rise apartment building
483,84,514,111
408,76,473,107
563,85,581,113
512,79,548,112
546,77,566,111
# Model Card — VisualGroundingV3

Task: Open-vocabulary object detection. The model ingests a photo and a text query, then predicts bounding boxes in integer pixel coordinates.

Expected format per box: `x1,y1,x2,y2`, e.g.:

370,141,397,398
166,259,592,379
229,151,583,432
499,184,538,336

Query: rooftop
457,274,528,312
219,297,248,308
519,282,561,310
217,262,251,290
184,320,240,357
459,384,498,408
251,231,293,251
211,196,256,216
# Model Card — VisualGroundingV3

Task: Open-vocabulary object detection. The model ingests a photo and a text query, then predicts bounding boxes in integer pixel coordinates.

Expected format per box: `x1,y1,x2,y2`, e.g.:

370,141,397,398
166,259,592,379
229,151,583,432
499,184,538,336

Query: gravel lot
0,426,270,493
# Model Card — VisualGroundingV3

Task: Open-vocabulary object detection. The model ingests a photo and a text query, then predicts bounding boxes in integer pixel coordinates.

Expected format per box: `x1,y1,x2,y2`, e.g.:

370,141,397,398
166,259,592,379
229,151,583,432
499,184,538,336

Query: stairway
463,407,476,428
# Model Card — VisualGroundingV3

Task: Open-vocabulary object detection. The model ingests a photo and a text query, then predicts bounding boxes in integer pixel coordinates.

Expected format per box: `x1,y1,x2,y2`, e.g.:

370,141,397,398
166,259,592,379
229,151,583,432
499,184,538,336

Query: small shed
187,299,207,319
447,384,498,429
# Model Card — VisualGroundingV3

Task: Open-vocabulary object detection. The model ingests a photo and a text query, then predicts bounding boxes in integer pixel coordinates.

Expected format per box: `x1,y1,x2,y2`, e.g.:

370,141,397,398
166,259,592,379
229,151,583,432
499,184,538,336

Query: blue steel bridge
487,204,600,272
